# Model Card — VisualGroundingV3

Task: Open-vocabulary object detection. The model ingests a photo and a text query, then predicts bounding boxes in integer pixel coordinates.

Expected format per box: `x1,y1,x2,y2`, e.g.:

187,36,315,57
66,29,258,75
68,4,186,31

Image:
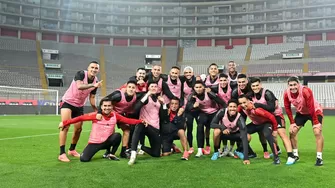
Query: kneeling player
238,95,280,165
161,97,189,160
58,98,143,162
210,99,250,165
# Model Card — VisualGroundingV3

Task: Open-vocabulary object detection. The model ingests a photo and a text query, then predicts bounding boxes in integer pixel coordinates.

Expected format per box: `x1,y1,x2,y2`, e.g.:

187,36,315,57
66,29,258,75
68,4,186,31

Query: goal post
0,85,59,115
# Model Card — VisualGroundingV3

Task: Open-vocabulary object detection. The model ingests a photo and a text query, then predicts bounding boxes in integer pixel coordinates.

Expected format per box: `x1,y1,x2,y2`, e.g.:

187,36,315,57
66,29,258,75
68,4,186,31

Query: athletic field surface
0,115,334,188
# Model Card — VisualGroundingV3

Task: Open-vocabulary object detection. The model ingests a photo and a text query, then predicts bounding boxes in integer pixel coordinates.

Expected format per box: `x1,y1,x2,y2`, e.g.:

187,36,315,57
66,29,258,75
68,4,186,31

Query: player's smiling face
126,83,136,96
219,77,228,88
251,81,261,94
288,81,299,93
208,65,218,77
170,68,179,80
194,83,204,94
227,102,237,116
228,62,236,72
136,70,146,80
151,65,161,78
101,101,113,115
238,78,248,89
184,69,193,80
148,83,158,93
88,63,99,77
238,97,250,110
169,99,179,112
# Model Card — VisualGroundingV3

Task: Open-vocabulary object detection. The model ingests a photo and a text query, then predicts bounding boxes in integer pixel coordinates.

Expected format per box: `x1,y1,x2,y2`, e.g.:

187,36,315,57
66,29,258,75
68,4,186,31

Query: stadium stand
250,43,304,60
183,46,247,61
309,40,335,58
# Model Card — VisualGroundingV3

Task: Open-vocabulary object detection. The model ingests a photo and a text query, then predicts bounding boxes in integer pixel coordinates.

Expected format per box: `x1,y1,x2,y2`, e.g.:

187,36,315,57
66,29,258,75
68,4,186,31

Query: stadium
0,0,334,187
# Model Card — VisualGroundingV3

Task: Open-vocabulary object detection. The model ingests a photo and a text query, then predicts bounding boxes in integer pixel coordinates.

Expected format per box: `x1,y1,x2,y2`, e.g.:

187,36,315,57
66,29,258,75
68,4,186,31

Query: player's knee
123,129,130,136
114,132,122,141
213,129,221,136
313,128,322,137
75,127,82,134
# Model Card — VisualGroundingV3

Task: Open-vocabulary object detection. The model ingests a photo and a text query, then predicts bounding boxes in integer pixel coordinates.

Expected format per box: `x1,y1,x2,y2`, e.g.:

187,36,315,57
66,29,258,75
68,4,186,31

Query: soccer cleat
286,157,296,165
227,151,235,157
188,147,194,154
248,153,257,158
234,150,244,159
273,157,281,165
137,149,145,155
58,153,70,162
128,151,137,165
211,152,220,161
220,149,229,157
195,149,203,158
107,154,120,161
68,150,80,158
315,158,323,166
293,155,300,162
263,152,270,159
181,151,190,161
203,146,211,155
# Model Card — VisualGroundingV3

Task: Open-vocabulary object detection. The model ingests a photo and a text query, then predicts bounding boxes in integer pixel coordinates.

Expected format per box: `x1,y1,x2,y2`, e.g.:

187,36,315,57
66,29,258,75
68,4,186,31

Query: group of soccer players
57,60,324,166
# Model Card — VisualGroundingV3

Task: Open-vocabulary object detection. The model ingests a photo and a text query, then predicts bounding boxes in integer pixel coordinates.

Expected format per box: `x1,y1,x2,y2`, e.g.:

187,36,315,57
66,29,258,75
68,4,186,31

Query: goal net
0,86,59,115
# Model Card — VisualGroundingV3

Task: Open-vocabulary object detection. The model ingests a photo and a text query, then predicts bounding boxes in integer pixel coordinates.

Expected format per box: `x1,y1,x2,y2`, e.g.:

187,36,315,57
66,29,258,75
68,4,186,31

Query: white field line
0,130,90,141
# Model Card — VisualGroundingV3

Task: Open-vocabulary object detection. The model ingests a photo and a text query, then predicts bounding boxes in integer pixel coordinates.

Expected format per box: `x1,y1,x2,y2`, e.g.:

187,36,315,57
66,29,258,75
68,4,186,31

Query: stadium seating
309,40,335,58
308,62,335,72
308,83,335,108
247,63,303,74
250,43,304,60
0,37,36,52
183,46,248,61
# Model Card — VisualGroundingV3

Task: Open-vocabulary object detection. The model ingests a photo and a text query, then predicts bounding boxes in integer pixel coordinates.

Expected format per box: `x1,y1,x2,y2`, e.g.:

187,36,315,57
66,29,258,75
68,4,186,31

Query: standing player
124,67,147,92
161,97,189,160
180,66,197,154
128,82,163,165
58,98,144,162
238,95,280,165
186,81,226,157
210,99,250,165
227,61,239,90
58,61,103,162
284,76,324,166
146,64,175,99
163,66,183,105
250,77,296,165
204,63,220,87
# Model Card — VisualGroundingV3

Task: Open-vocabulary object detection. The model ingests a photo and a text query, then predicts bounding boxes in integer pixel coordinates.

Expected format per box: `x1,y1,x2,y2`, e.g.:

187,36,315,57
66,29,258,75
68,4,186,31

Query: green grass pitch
0,115,334,188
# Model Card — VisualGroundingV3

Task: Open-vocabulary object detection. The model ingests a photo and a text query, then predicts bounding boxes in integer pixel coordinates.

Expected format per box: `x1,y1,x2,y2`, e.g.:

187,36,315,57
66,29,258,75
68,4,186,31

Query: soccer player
186,81,226,157
204,63,220,87
146,64,175,99
231,74,251,99
238,95,280,165
210,99,250,165
250,77,296,165
161,97,189,160
58,61,103,162
124,67,147,92
128,82,163,165
284,76,324,166
227,61,239,90
162,66,183,105
210,73,237,157
180,66,197,154
58,98,144,162
97,80,141,158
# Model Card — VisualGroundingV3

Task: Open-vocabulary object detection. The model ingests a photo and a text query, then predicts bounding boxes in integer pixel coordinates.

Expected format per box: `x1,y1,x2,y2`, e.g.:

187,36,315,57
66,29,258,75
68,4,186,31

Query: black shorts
247,123,270,134
220,131,241,142
295,113,323,126
60,101,84,118
161,131,180,153
275,116,286,129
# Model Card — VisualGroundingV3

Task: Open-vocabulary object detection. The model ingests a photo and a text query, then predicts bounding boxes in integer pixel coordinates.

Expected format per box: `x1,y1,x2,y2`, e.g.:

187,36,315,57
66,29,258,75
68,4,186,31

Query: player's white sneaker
220,149,229,157
227,151,235,157
128,151,137,165
195,148,203,158
286,157,296,165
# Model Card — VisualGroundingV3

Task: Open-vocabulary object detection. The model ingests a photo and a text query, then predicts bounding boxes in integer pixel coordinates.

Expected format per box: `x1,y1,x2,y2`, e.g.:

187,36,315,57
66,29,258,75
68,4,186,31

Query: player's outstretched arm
59,112,97,130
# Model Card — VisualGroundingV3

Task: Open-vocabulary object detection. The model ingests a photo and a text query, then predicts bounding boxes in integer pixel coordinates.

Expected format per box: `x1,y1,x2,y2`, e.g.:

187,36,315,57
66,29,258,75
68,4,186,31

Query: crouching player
161,97,189,160
58,98,144,162
210,99,250,165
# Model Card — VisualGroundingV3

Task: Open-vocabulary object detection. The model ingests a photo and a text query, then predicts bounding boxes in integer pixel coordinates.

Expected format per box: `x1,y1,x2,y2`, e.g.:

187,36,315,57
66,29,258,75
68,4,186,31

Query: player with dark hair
210,99,250,164
186,81,226,157
58,61,103,162
227,61,239,90
284,76,324,166
58,98,144,162
162,66,183,105
204,63,220,87
124,67,147,92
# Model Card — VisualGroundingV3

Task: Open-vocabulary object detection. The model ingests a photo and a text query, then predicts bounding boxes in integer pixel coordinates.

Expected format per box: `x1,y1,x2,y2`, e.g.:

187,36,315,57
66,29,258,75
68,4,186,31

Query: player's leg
119,124,131,158
69,106,84,158
313,115,324,166
102,133,122,161
128,123,146,165
161,134,173,156
80,143,102,162
262,123,280,165
196,112,208,157
275,117,296,165
141,126,161,157
290,113,306,159
185,112,195,153
257,132,269,159
203,113,216,155
211,128,222,160
58,103,73,162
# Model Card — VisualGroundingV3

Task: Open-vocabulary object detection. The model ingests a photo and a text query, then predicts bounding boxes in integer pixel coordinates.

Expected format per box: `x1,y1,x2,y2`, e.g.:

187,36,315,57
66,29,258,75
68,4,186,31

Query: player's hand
96,113,103,120
157,96,165,104
58,122,64,130
177,108,185,116
205,88,211,93
243,160,250,165
289,123,298,134
313,123,322,131
223,129,230,135
193,102,199,108
142,120,149,127
272,130,278,137
137,79,145,85
94,80,103,88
